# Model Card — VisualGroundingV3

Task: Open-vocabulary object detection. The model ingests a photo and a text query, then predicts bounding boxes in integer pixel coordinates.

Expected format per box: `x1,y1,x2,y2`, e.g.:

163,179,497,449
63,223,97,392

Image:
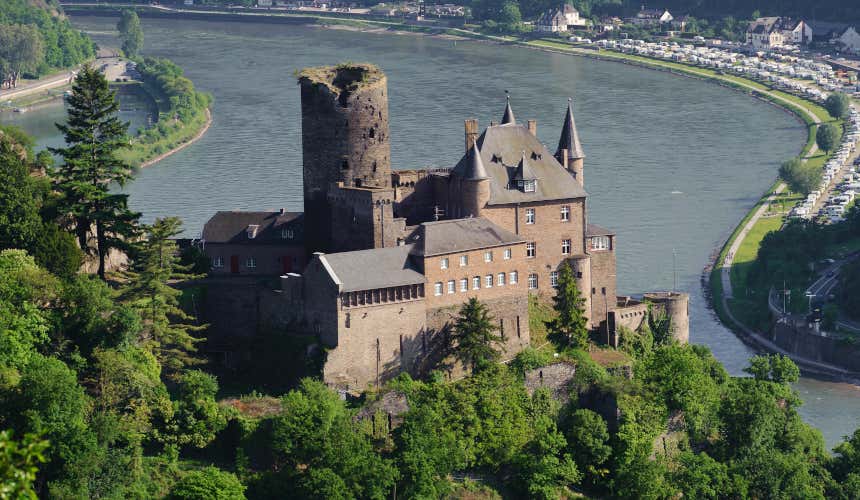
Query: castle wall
205,242,306,276
393,170,445,224
643,292,690,344
327,185,403,251
567,255,593,324
589,246,617,333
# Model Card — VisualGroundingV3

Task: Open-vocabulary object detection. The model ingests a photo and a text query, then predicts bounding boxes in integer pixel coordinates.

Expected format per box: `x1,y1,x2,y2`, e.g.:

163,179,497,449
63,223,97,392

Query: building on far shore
746,17,812,50
536,4,587,33
625,7,673,27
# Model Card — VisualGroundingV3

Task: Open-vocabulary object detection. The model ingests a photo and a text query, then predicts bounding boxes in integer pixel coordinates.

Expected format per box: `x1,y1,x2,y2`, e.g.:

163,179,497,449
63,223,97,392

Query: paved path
0,69,77,103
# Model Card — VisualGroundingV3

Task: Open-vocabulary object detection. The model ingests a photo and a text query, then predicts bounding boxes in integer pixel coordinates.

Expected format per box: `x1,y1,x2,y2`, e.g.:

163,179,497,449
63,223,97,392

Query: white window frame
212,256,224,268
509,271,518,284
459,255,468,267
562,239,571,255
504,248,512,260
522,180,536,192
434,282,443,296
485,275,493,288
246,256,257,269
441,257,449,269
526,242,536,258
560,205,570,222
447,280,455,294
497,273,506,286
472,276,481,290
281,227,294,239
592,236,610,251
459,278,468,292
528,273,538,289
484,251,493,263
525,208,535,224
550,271,559,288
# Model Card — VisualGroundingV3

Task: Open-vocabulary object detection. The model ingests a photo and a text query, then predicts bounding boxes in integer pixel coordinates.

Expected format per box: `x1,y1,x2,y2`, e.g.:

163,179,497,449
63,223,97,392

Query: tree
816,123,840,153
51,65,140,279
825,92,851,120
167,467,245,500
396,404,465,498
565,409,611,481
743,354,799,384
117,10,144,58
121,217,204,375
452,297,503,373
0,430,48,500
779,157,821,195
547,262,589,348
0,24,44,88
498,0,523,31
515,415,581,499
157,370,225,450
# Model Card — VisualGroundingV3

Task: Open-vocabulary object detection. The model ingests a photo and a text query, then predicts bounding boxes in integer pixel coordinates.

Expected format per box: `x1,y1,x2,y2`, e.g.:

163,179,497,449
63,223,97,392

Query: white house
836,26,860,54
746,17,812,50
536,4,586,33
627,7,673,27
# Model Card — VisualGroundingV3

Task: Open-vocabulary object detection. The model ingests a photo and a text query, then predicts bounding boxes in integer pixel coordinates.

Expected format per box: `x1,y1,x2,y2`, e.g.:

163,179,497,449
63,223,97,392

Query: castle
200,63,688,391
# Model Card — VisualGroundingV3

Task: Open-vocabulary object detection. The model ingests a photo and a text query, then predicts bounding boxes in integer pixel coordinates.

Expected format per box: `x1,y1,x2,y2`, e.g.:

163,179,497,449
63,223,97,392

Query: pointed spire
513,150,538,181
501,94,516,125
463,142,489,180
557,97,585,160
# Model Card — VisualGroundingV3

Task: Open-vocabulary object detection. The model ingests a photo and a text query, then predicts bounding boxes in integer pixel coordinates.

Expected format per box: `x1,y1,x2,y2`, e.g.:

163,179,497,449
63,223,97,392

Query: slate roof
512,151,538,181
501,97,516,124
202,211,303,244
462,143,489,180
586,223,615,237
320,244,425,293
557,99,585,160
407,217,524,257
451,121,588,205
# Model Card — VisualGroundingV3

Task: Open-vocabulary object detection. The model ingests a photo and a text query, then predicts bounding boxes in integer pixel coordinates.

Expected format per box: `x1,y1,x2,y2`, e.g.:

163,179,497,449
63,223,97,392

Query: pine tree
121,217,205,378
547,262,589,349
51,65,139,279
452,297,503,373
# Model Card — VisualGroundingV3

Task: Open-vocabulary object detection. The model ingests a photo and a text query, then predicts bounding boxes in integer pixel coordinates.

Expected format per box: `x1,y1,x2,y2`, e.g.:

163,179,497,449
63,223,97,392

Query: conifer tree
452,297,503,373
51,65,139,279
547,262,589,348
121,217,205,378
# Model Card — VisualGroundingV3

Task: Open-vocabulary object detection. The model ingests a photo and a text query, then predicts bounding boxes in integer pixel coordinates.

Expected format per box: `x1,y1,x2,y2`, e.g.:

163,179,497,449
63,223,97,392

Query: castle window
245,256,256,269
550,271,559,288
485,275,493,288
341,159,349,170
434,282,443,296
504,248,512,260
577,271,582,279
472,276,481,290
561,205,570,221
440,257,449,270
509,271,518,284
497,273,506,286
212,256,223,269
528,273,538,289
281,228,294,239
484,251,493,263
459,255,468,267
525,208,535,224
591,236,610,251
459,278,468,292
526,242,536,258
499,319,505,339
369,128,375,138
519,180,536,193
447,280,455,294
562,239,571,255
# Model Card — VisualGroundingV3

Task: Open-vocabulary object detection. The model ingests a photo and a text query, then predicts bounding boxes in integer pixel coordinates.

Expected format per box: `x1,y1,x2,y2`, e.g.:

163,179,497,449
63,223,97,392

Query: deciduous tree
816,122,840,153
825,92,851,120
117,10,144,58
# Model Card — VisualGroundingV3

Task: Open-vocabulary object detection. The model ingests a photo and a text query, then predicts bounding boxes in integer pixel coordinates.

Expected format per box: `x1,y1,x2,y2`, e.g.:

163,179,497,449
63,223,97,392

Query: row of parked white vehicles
792,108,860,222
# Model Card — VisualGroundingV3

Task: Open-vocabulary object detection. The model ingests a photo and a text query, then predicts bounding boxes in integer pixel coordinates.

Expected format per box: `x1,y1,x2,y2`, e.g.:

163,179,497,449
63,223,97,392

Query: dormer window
519,180,536,192
281,228,294,240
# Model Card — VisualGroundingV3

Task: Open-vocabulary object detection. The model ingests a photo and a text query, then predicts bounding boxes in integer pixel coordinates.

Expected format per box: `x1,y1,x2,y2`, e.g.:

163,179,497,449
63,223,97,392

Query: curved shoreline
138,107,212,169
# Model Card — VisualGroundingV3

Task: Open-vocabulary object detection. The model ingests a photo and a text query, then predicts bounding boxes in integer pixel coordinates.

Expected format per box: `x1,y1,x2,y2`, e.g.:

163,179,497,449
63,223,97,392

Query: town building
746,17,812,50
626,7,673,27
536,4,587,33
199,64,689,390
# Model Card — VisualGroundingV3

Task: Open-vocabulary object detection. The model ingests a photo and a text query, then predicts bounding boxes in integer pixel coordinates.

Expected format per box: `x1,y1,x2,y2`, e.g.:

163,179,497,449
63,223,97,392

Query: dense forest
0,0,94,87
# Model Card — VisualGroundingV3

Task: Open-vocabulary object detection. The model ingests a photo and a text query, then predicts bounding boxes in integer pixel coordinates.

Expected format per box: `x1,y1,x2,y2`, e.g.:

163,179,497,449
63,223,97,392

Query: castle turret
298,64,392,252
461,142,490,217
556,98,585,186
643,292,690,344
501,95,516,125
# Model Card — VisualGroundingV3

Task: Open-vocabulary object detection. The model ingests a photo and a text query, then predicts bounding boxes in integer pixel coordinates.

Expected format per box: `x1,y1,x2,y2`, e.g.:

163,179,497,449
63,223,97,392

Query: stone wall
327,184,403,251
205,242,306,276
589,247,617,332
770,321,860,373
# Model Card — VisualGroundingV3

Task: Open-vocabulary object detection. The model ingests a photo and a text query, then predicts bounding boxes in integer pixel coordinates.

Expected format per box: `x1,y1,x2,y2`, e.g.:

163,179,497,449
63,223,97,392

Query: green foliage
0,430,48,500
514,414,580,499
779,156,822,196
396,403,466,498
825,92,851,120
547,262,589,349
670,451,733,499
0,23,44,88
510,346,555,376
839,258,860,321
743,353,800,384
117,10,144,58
452,297,503,373
564,408,611,481
167,466,245,500
158,370,226,450
51,65,140,279
816,122,840,153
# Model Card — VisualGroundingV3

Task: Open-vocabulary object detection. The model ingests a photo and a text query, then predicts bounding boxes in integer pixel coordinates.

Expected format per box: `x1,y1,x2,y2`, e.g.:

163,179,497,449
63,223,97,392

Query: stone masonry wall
589,247,617,332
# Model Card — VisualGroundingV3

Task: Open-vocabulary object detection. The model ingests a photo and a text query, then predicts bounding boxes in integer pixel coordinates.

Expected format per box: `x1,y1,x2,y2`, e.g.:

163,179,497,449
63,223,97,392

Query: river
4,15,859,447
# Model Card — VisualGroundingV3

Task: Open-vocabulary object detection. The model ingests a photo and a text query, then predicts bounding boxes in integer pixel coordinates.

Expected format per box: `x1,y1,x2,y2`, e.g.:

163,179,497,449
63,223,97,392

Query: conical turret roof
556,98,585,160
501,95,516,125
462,142,489,180
513,150,538,181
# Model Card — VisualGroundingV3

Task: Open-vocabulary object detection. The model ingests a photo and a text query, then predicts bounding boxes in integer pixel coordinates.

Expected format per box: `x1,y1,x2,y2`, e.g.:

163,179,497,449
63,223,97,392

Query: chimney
464,119,479,152
527,119,537,136
279,208,286,215
561,148,569,170
246,224,260,239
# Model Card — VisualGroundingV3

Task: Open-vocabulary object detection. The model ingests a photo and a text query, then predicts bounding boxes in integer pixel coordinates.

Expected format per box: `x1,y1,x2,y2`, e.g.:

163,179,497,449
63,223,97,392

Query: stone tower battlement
299,63,392,252
643,292,690,344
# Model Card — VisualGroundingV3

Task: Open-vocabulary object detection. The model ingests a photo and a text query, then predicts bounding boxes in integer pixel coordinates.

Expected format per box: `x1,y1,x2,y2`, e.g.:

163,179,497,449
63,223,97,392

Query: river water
4,15,859,447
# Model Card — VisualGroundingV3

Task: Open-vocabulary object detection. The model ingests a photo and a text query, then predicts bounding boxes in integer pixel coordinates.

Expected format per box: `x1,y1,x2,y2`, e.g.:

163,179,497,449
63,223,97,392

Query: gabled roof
586,223,615,237
202,211,303,244
557,99,585,160
451,122,588,205
407,217,524,257
320,244,425,293
462,143,489,180
512,150,538,181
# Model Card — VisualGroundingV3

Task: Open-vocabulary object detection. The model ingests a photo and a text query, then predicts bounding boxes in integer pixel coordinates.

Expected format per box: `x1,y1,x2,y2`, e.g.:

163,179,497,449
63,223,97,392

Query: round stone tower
298,64,392,251
643,292,690,344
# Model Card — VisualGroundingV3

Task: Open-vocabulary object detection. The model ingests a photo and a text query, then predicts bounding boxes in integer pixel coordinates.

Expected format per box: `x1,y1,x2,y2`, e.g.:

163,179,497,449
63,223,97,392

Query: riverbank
139,107,211,169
